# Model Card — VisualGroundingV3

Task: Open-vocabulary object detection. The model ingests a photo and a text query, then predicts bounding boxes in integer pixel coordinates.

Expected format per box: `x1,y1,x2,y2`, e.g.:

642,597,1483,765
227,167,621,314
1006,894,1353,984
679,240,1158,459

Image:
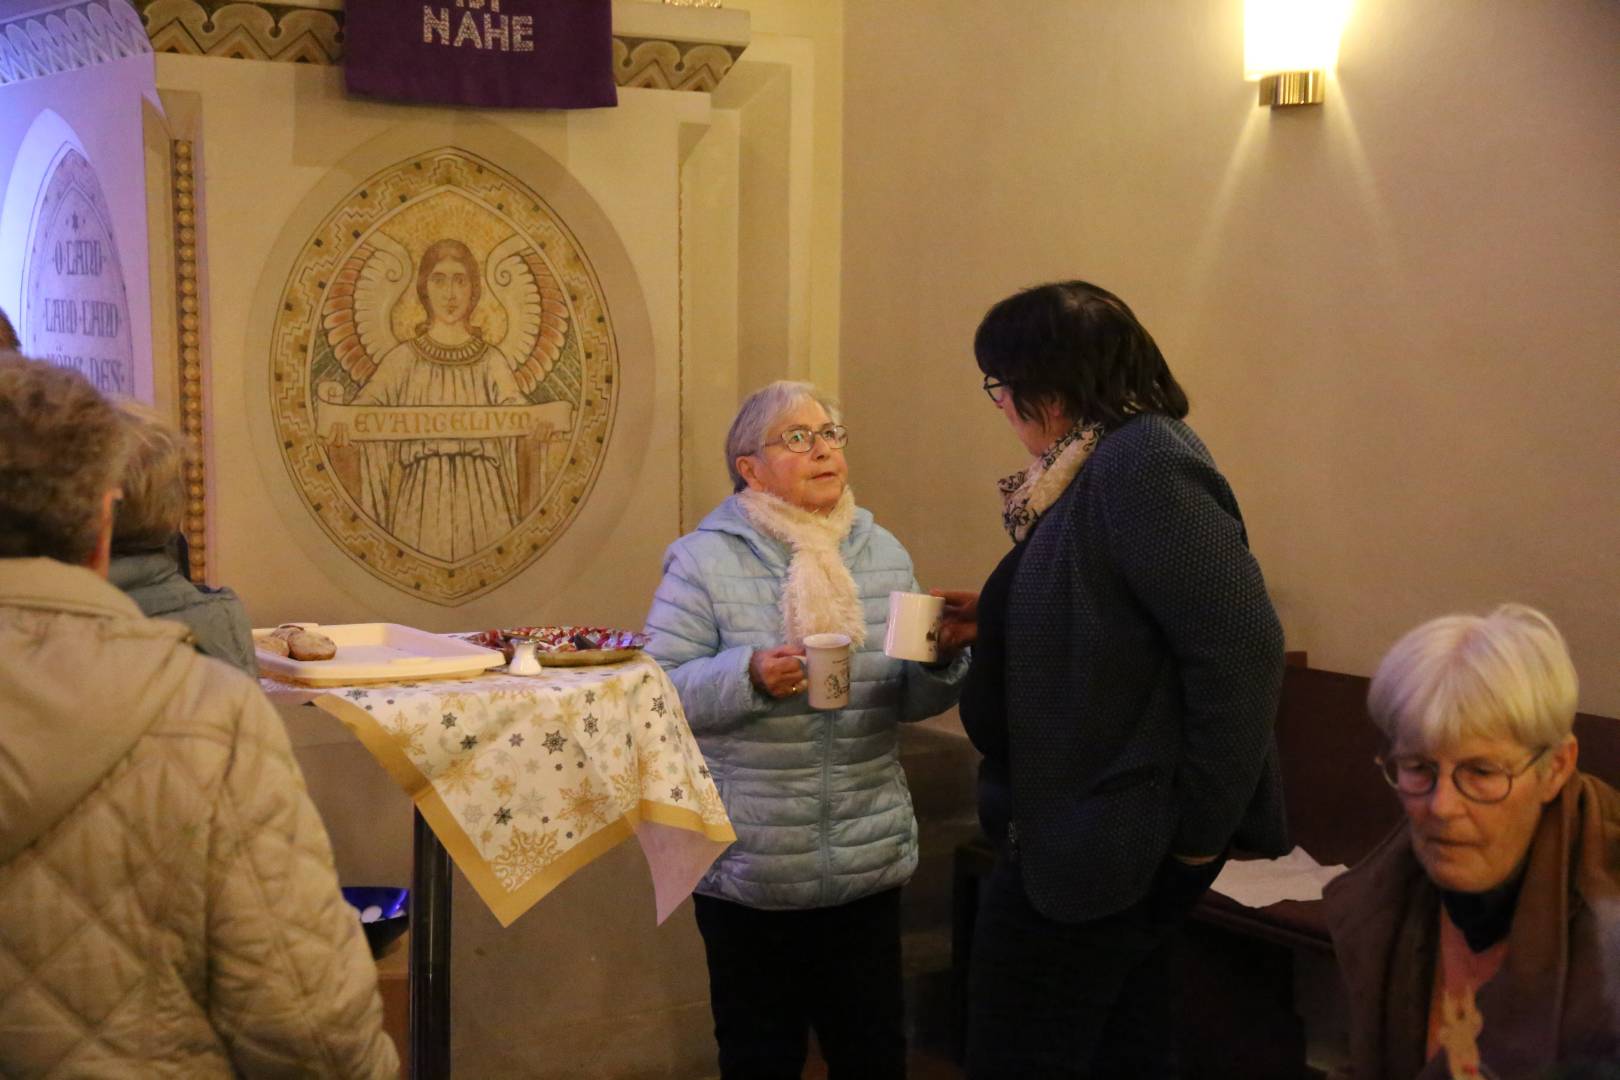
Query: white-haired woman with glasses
644,379,967,1079
1324,604,1619,1078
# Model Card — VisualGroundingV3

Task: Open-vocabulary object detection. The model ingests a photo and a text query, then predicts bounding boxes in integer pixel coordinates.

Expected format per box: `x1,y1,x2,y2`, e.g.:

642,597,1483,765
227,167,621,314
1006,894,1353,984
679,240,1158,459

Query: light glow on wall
1244,0,1353,81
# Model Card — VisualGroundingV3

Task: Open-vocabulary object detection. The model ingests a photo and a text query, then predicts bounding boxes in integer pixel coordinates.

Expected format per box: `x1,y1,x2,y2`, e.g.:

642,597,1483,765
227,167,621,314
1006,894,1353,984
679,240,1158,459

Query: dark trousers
693,888,906,1080
966,850,1224,1079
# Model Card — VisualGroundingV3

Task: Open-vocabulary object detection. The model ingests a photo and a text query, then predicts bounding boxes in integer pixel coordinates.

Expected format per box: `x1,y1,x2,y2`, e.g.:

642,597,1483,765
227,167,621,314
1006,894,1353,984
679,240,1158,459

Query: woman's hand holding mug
750,644,809,699
931,589,980,653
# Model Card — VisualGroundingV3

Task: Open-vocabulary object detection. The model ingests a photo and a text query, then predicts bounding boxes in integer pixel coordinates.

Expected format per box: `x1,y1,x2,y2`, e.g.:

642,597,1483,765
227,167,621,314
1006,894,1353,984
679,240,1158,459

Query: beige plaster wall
728,0,843,393
842,0,1620,714
677,0,844,523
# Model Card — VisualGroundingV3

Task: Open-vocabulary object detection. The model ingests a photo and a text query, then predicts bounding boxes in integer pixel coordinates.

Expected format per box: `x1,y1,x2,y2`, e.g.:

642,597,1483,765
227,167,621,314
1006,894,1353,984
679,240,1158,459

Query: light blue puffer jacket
644,495,967,910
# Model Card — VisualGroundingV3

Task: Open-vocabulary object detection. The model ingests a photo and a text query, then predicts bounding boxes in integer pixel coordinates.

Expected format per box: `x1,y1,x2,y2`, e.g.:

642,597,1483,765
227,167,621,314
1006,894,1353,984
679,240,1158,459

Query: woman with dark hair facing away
941,281,1290,1077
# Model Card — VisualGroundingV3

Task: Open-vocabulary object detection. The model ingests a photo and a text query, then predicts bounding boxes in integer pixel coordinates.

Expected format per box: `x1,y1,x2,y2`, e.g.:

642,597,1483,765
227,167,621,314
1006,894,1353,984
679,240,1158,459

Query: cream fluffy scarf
736,487,867,647
998,420,1105,542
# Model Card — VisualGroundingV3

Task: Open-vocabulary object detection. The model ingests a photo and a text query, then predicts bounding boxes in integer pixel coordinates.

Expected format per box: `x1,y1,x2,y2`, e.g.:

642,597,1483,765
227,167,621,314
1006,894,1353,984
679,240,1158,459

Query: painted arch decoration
269,147,619,605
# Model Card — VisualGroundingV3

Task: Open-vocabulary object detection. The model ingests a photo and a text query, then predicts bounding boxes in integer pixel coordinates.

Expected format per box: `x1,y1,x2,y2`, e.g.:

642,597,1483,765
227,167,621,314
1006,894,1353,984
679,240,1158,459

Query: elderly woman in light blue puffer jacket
645,380,966,1079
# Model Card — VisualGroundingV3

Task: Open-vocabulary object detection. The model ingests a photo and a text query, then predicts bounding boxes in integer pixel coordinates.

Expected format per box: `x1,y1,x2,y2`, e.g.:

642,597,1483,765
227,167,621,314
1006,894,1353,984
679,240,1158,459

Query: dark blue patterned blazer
1005,412,1289,922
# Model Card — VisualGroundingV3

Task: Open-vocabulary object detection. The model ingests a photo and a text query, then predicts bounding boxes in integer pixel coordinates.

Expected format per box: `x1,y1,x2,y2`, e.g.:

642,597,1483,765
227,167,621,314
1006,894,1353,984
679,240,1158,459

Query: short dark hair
974,281,1188,427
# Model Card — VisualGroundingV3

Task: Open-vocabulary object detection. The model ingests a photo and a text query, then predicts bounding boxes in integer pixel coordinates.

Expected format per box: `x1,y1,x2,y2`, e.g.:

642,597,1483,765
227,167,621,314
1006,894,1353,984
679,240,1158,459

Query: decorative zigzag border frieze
135,0,342,64
129,0,743,91
0,0,153,87
615,36,742,92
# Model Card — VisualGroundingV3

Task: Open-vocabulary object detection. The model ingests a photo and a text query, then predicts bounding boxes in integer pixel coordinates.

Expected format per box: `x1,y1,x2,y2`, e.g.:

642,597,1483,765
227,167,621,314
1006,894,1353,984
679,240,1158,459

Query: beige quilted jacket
0,559,399,1078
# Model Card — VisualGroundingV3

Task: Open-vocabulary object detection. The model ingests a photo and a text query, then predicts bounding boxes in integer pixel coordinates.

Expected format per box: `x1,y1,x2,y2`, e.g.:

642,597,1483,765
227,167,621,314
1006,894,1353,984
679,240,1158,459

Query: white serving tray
254,622,504,687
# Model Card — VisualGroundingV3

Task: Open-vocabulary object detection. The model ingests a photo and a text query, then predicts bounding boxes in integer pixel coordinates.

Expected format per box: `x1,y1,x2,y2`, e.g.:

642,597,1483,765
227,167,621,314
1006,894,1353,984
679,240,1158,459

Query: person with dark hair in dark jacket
941,281,1290,1077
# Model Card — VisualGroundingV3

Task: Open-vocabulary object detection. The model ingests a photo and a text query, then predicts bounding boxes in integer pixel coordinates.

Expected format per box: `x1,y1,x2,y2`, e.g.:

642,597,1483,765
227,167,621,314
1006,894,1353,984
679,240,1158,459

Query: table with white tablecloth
264,652,733,1077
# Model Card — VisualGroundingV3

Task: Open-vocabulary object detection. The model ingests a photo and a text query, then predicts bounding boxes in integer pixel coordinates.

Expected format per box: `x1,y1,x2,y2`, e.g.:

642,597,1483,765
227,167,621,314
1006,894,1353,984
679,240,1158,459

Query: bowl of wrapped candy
462,626,649,667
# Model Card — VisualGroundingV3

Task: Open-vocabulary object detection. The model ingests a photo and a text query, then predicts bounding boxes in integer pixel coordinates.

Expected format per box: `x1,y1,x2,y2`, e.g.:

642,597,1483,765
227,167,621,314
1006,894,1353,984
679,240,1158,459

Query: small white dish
506,639,543,676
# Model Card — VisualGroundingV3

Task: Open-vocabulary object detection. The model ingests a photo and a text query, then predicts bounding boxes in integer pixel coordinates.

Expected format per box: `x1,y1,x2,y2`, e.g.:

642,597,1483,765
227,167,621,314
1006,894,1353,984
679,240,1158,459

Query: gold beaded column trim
171,138,208,583
676,163,687,535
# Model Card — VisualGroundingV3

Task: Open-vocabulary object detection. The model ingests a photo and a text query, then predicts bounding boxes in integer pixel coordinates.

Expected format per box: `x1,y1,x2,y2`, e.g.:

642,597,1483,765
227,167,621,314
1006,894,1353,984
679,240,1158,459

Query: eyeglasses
982,376,1011,405
764,424,849,454
1374,745,1549,805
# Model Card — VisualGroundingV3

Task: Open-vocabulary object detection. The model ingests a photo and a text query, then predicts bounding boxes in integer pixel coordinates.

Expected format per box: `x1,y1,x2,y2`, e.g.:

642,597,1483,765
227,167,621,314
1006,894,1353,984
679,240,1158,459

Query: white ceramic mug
798,632,852,710
884,591,945,663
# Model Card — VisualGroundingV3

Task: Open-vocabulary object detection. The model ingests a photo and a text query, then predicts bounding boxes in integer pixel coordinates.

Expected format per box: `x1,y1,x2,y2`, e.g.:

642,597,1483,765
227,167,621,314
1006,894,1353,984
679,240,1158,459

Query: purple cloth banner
344,0,617,109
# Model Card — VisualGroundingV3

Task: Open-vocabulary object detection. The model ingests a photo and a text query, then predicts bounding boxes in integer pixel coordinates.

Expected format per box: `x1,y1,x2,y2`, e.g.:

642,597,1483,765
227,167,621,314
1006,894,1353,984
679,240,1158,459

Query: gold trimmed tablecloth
264,655,733,926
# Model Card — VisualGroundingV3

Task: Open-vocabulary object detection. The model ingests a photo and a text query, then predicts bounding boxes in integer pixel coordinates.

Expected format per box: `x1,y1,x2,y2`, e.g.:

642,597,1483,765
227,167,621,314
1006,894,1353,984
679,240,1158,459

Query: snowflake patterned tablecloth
266,655,734,927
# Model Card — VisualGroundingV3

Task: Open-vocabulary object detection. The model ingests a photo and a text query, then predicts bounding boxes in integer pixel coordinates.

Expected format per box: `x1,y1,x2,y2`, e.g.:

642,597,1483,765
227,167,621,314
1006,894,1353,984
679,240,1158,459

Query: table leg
410,808,452,1078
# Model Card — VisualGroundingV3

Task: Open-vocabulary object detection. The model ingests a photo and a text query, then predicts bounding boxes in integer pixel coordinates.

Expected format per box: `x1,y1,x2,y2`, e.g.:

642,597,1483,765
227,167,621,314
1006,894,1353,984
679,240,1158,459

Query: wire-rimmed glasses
1374,745,1549,804
766,424,849,454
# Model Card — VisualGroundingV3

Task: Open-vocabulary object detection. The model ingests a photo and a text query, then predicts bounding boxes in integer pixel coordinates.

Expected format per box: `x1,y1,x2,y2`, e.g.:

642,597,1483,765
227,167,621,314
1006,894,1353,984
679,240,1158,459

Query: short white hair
1368,604,1579,753
723,380,842,493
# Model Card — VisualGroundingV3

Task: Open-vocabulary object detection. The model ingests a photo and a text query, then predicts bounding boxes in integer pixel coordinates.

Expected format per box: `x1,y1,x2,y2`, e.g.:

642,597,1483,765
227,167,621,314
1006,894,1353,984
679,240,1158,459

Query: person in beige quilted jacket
0,354,399,1078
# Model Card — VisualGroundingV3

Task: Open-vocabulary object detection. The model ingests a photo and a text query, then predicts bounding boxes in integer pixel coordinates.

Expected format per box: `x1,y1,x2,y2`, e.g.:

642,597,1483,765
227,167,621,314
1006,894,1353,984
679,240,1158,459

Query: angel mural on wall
316,232,576,563
269,148,620,605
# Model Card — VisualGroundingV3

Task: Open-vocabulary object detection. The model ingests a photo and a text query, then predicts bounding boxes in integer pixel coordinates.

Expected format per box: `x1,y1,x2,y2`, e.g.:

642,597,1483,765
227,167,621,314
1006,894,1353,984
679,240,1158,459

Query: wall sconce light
1244,0,1352,107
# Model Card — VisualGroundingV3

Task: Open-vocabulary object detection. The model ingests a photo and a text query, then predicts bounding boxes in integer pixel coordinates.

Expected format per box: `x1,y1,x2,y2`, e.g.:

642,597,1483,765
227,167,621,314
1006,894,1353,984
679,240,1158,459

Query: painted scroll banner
315,398,575,443
343,0,616,109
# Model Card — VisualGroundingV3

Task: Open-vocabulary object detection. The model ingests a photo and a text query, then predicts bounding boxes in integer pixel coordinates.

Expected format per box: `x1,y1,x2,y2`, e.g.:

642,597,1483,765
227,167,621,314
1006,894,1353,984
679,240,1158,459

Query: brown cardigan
1323,772,1620,1078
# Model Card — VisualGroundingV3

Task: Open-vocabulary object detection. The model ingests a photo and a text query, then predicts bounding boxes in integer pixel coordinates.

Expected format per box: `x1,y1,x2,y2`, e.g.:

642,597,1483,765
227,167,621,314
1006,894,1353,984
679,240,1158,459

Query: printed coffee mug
797,633,852,710
884,591,944,663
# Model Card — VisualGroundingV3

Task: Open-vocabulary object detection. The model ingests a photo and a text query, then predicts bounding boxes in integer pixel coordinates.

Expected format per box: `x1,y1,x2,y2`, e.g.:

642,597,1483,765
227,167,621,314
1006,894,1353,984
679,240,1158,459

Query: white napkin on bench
1210,846,1349,908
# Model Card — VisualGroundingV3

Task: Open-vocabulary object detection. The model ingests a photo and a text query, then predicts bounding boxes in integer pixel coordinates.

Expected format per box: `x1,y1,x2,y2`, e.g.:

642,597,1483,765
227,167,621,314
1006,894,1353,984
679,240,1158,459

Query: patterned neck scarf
998,421,1105,543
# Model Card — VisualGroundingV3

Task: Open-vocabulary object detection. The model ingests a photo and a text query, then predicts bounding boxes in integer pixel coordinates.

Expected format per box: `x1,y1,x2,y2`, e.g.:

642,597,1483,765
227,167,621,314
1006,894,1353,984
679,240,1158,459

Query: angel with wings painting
320,234,570,563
